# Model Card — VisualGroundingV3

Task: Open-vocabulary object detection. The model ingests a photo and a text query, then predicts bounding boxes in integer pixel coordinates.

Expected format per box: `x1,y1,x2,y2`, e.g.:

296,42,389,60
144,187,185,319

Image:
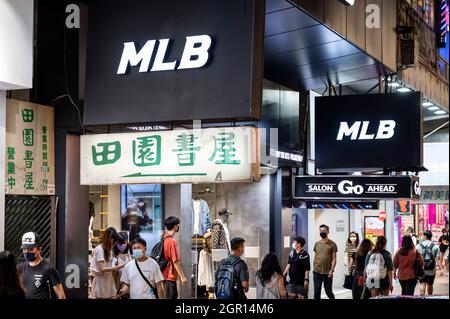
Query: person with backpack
18,232,66,299
364,236,394,297
215,237,249,299
256,253,287,299
416,230,443,296
117,237,164,299
161,216,187,299
393,235,424,295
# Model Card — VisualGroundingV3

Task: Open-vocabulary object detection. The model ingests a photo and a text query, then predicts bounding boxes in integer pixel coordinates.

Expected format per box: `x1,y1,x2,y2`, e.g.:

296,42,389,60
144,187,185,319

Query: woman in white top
112,232,131,293
90,227,123,299
256,253,286,299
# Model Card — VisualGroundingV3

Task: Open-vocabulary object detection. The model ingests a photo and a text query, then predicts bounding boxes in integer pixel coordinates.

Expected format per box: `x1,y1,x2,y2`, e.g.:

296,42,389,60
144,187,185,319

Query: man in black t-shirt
284,236,311,299
18,232,66,299
438,228,449,274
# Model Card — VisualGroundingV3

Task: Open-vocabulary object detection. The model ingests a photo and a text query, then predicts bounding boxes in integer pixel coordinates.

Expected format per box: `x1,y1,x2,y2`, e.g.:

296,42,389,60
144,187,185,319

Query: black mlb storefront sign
84,0,264,125
294,176,421,200
315,92,423,171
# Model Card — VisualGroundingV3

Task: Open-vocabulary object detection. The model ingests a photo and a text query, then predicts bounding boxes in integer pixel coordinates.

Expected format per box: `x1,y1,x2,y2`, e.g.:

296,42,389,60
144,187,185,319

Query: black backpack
150,238,169,272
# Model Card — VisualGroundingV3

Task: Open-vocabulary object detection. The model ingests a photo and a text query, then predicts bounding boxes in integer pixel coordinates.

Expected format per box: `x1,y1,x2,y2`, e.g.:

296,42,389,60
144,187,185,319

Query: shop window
407,0,435,28
121,184,163,252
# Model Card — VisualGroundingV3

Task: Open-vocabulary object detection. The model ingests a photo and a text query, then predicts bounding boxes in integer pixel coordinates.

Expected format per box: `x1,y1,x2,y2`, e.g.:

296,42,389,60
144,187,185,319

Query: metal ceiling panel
264,0,392,90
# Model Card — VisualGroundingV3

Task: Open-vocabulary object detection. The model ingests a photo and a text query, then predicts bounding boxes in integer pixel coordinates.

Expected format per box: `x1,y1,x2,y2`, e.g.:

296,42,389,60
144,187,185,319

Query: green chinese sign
5,99,55,195
81,127,260,185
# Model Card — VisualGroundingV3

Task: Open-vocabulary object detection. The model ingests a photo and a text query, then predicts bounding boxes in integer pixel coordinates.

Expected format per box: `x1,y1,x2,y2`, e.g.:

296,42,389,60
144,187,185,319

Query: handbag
343,274,353,290
414,251,425,280
135,259,159,299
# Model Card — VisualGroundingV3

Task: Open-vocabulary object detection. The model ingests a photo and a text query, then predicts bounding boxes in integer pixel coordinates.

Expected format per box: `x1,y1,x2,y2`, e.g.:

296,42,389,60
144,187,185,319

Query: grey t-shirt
417,240,440,276
217,255,249,299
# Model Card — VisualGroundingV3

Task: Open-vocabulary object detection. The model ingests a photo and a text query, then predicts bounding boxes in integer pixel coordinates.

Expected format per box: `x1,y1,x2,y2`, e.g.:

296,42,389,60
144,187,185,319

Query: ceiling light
338,0,355,5
388,82,401,87
427,106,439,111
434,110,447,115
397,87,411,92
422,101,434,107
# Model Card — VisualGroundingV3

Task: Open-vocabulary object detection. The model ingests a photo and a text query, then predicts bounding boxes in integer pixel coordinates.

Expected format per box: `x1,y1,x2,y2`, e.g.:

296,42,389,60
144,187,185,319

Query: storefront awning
264,0,392,91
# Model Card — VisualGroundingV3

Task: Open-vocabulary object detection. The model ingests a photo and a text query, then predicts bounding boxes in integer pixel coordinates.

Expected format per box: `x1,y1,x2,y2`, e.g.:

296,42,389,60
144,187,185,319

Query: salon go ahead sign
80,127,260,185
5,99,55,195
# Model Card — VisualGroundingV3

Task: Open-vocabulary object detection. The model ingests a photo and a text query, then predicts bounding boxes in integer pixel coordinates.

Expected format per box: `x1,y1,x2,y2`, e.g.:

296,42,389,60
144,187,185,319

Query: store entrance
87,177,271,299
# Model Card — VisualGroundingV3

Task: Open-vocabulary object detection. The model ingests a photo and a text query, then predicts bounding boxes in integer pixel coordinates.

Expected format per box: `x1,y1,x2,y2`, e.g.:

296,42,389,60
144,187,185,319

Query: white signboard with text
5,99,55,195
80,127,260,185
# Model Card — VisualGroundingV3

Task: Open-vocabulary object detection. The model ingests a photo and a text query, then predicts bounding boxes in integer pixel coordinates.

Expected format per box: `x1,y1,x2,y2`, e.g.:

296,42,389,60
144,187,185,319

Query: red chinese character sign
5,99,55,195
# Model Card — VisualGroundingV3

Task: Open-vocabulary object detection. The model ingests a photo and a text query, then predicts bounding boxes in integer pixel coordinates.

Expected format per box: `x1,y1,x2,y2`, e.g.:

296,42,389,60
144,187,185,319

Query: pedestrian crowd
1,221,448,300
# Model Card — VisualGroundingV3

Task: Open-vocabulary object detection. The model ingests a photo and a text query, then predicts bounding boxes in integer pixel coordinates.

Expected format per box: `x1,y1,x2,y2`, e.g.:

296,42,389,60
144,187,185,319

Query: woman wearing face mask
112,232,131,294
345,232,360,273
90,227,123,299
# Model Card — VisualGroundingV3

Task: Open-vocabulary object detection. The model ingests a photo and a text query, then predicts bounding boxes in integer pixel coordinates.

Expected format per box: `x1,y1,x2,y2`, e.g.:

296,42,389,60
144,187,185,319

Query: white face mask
350,237,357,243
292,243,297,250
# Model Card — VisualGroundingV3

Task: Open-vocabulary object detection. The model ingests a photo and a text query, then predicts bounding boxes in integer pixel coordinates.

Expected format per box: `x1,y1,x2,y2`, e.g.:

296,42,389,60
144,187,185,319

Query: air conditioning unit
399,39,417,67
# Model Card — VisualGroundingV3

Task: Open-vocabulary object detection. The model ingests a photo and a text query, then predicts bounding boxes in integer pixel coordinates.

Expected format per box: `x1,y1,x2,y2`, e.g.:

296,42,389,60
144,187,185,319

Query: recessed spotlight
434,110,447,115
427,106,440,111
338,0,355,5
397,87,411,92
422,101,434,107
388,82,401,87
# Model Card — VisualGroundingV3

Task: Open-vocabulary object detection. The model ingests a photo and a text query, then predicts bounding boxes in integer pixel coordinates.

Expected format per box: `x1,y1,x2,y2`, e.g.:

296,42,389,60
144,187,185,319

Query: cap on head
21,232,41,249
218,208,232,216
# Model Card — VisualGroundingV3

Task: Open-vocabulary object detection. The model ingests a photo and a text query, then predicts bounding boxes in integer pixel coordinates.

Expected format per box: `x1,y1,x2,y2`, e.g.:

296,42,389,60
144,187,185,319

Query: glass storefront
120,184,163,250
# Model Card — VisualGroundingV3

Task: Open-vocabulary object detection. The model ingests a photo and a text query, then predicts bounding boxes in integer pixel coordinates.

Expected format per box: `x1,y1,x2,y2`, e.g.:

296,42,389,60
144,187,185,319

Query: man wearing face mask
18,232,66,299
162,216,187,299
118,237,164,299
313,225,337,300
284,236,310,299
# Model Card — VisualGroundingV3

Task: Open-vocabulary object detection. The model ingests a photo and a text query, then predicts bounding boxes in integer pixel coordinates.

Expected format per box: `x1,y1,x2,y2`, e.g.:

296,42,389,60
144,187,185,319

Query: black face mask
320,232,328,239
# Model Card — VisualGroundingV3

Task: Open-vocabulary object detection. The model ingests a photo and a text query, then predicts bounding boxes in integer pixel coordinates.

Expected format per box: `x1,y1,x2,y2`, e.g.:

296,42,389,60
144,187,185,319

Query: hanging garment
212,219,231,253
197,249,214,288
192,199,212,236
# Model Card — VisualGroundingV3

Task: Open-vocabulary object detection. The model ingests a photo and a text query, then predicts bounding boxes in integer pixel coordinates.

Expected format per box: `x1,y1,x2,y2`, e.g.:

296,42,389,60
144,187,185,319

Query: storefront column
385,200,396,254
269,169,282,260
0,91,5,251
63,134,90,298
164,184,193,299
107,185,121,231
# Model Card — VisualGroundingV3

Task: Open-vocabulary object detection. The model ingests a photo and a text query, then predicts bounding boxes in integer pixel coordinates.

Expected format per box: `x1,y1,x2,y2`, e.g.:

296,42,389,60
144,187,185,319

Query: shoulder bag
135,259,159,299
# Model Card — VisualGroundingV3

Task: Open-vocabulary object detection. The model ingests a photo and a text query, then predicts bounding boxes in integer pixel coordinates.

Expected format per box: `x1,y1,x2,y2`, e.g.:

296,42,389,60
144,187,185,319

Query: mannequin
198,231,214,289
211,208,232,253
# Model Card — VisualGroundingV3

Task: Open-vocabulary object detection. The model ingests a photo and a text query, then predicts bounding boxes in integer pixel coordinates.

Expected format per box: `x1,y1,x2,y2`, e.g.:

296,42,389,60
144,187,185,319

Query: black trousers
313,272,335,300
399,278,417,295
164,280,178,299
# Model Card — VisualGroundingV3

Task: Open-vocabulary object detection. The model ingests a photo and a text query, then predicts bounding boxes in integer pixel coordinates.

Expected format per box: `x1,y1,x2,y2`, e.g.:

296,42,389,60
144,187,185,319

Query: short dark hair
131,237,147,247
319,224,329,232
164,216,180,230
230,237,245,251
293,236,306,247
423,230,432,240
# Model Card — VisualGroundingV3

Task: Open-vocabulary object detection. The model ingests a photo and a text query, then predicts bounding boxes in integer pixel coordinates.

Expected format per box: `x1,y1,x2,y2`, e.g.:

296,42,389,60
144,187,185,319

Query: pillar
164,183,193,298
0,91,6,251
